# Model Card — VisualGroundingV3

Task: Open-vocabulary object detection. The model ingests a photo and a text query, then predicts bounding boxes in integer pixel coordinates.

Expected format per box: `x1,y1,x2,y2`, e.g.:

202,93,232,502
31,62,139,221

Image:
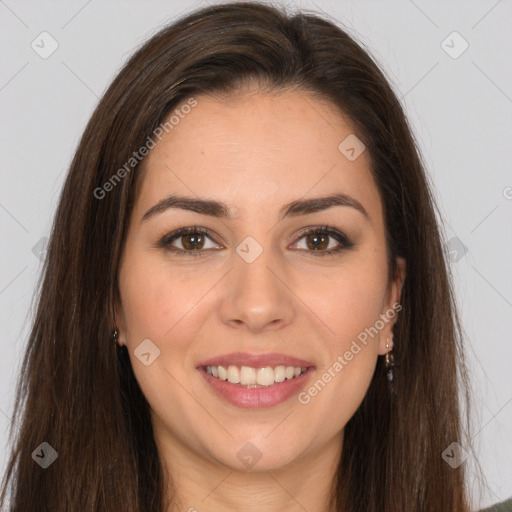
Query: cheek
119,277,169,342
299,277,384,432
117,251,201,407
118,246,199,343
311,257,389,344
303,253,387,398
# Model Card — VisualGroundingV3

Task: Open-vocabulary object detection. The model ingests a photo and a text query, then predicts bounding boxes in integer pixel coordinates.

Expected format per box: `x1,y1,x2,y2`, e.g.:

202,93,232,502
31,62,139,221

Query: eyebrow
141,192,369,223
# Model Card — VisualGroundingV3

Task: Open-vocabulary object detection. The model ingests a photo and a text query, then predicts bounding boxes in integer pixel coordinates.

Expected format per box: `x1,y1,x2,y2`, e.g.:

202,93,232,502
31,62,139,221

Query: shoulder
480,498,512,512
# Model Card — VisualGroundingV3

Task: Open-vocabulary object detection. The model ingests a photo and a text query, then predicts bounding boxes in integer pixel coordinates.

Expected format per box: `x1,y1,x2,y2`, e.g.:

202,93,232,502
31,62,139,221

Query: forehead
134,89,382,224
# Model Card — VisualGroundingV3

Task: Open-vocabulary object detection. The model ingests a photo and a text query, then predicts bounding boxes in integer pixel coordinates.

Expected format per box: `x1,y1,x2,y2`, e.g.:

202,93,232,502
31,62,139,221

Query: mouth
203,364,308,388
196,352,316,408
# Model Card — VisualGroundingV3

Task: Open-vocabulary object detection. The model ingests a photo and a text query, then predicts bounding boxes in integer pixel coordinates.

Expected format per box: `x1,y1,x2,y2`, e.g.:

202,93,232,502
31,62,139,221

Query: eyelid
157,224,354,256
289,225,354,254
156,226,221,253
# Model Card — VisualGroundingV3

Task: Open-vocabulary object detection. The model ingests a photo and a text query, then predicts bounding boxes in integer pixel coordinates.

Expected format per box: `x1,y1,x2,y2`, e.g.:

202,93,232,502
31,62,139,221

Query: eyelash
156,225,354,258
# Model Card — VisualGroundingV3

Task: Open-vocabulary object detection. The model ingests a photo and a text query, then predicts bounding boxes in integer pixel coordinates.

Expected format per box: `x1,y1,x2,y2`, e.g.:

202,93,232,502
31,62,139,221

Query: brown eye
181,232,205,250
158,226,221,257
304,231,330,251
293,226,354,256
157,225,354,258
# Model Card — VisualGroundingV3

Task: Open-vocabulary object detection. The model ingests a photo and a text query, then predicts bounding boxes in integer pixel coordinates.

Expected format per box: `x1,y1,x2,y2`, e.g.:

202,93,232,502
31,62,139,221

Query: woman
0,2,508,511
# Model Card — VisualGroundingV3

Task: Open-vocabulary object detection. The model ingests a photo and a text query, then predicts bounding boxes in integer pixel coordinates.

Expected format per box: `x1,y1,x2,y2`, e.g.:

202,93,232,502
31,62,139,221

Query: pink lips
196,352,316,409
196,351,315,369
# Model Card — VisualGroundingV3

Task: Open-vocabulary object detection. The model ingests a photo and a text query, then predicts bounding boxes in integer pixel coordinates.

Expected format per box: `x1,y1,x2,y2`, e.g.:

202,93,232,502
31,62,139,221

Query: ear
113,295,127,347
377,257,406,355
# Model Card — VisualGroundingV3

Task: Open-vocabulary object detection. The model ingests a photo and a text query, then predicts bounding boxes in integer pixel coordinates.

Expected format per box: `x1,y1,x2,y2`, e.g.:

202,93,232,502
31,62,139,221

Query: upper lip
196,352,315,369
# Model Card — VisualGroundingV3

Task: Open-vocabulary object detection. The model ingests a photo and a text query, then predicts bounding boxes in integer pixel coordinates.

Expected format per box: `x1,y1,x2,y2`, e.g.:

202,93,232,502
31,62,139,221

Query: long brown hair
1,2,478,510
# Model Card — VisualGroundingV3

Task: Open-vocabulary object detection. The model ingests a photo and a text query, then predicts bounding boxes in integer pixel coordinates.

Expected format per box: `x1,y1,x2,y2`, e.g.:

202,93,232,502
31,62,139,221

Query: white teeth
205,364,307,387
274,365,286,383
227,365,240,384
240,366,256,385
256,367,274,386
218,365,228,381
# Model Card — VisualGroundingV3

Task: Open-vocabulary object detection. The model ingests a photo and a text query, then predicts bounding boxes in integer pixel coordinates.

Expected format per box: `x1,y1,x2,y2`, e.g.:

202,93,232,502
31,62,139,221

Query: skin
115,85,406,512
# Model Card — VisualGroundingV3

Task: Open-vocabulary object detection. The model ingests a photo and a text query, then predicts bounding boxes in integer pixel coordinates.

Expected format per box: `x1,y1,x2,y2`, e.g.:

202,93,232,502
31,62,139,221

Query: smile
204,364,307,387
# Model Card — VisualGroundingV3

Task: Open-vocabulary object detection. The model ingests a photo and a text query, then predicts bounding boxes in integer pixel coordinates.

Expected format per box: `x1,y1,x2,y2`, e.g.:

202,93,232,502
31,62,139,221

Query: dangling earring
113,328,120,347
385,337,395,384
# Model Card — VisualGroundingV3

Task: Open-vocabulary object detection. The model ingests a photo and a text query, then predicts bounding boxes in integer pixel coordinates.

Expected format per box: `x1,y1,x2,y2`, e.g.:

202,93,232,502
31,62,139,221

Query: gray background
0,0,511,508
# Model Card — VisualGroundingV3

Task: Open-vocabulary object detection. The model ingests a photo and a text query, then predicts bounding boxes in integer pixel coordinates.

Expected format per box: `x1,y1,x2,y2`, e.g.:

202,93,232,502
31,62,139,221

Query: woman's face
116,87,405,473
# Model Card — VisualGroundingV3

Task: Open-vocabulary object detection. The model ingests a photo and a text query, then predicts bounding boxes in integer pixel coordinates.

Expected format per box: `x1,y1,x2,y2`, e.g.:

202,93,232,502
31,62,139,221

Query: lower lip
198,367,315,408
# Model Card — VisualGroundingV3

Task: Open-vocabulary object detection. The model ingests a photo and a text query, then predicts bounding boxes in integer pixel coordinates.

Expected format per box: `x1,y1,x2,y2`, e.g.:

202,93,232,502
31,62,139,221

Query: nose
219,244,296,334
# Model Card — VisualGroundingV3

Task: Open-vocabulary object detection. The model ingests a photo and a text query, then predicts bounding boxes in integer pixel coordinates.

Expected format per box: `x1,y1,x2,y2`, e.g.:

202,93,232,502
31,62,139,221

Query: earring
385,337,395,384
113,329,120,347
